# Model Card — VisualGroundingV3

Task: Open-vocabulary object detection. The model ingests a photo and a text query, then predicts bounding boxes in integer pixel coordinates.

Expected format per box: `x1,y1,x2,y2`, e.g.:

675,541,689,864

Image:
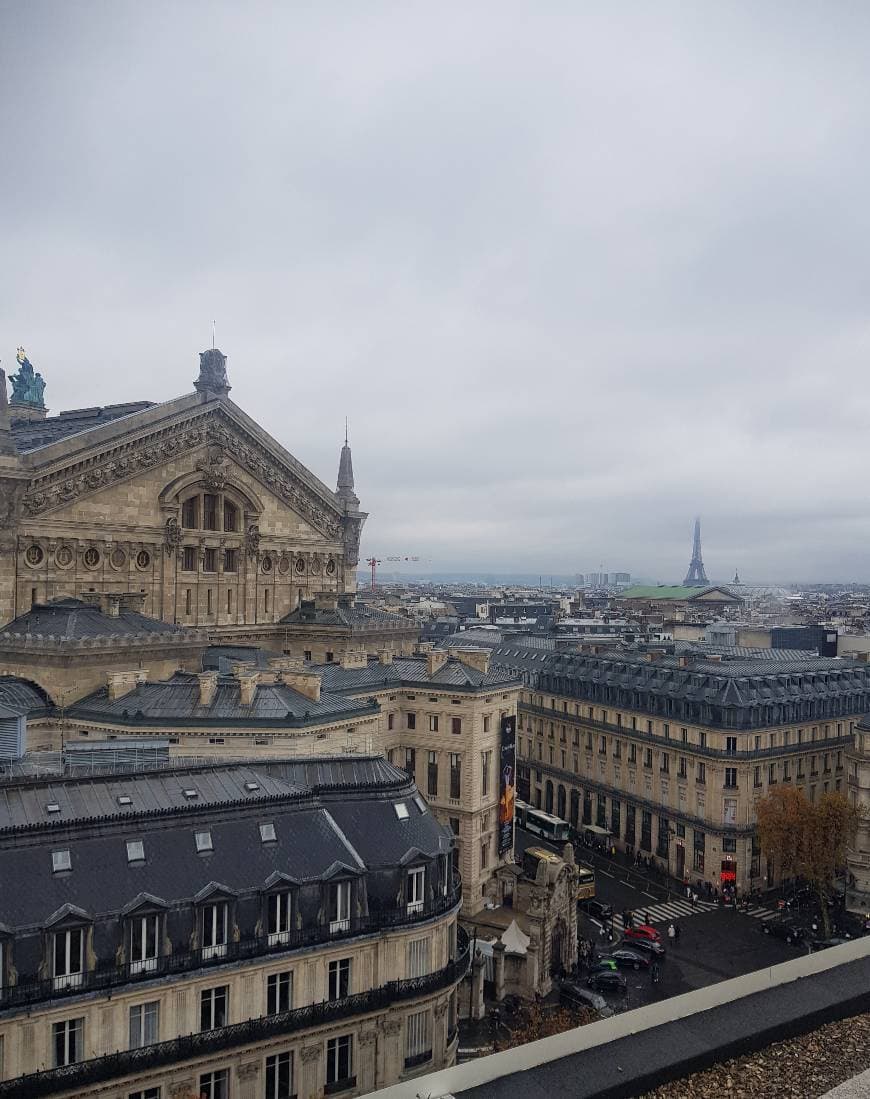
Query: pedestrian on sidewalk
691,891,697,908
673,922,680,942
644,911,651,926
667,922,675,941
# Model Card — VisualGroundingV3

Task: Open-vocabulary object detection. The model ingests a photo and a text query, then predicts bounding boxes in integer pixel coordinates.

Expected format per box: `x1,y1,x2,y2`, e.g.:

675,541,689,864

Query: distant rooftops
617,584,740,602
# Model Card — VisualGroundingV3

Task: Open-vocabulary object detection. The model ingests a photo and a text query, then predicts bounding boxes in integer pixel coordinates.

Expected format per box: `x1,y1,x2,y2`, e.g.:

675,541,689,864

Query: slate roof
68,672,377,727
437,633,870,711
0,676,52,719
10,402,155,452
280,601,416,630
0,598,191,642
0,757,451,928
202,646,283,673
313,655,521,693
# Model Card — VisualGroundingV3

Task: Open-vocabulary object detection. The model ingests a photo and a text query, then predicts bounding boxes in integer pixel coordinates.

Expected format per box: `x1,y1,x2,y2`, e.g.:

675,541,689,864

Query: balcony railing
1,881,462,1013
0,929,470,1099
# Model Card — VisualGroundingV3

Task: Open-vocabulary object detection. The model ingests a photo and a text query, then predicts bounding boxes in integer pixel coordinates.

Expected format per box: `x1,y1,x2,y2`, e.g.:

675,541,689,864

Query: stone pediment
20,404,350,541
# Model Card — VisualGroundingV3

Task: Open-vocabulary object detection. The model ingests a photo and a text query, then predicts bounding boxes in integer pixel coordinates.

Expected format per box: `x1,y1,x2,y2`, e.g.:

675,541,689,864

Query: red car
624,924,662,944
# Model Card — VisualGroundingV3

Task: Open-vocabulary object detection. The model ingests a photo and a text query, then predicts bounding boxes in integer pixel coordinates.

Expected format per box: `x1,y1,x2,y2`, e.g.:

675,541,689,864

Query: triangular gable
193,881,238,904
45,902,91,927
121,892,169,916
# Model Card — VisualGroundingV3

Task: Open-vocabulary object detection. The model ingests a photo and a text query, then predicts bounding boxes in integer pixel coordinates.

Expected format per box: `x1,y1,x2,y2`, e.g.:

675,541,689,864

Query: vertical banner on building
498,715,517,855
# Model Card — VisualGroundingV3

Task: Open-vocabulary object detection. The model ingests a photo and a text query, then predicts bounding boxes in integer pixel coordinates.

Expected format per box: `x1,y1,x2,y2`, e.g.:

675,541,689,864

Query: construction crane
364,555,423,590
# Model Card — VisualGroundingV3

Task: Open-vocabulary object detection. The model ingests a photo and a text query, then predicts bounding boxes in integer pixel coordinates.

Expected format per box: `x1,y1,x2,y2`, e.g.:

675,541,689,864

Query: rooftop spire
336,423,358,507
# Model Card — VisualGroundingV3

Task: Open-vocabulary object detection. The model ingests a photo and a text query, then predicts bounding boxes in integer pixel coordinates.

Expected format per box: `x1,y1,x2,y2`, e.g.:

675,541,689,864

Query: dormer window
201,901,227,959
259,823,276,843
329,881,352,935
195,831,213,853
130,913,160,974
52,927,84,990
52,850,71,874
267,889,292,946
126,840,145,864
407,867,426,916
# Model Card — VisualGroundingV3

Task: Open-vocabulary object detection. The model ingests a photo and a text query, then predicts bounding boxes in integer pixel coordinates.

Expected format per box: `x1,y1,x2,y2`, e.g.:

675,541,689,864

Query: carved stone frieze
342,514,363,566
164,516,182,556
301,1044,322,1064
245,523,261,558
21,409,345,541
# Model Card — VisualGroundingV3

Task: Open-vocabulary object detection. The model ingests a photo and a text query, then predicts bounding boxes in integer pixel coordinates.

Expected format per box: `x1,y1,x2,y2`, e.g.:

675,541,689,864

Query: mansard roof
313,654,521,693
280,599,417,631
0,756,451,929
68,671,377,728
10,402,155,453
0,597,195,643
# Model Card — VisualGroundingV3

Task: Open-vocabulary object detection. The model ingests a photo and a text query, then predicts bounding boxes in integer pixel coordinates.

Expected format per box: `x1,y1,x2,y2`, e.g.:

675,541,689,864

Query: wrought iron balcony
0,928,470,1099
0,880,462,1013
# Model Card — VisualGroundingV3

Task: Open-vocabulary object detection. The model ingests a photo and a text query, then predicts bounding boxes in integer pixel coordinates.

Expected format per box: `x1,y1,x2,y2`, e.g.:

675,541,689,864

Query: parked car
587,969,627,992
580,899,614,921
588,957,619,973
784,887,814,911
624,924,662,944
599,948,651,971
559,980,614,1017
809,936,850,952
622,936,666,958
762,919,805,944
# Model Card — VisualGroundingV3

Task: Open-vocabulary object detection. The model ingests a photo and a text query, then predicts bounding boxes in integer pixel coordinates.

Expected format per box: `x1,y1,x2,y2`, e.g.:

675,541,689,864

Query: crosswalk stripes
602,896,718,934
744,905,780,922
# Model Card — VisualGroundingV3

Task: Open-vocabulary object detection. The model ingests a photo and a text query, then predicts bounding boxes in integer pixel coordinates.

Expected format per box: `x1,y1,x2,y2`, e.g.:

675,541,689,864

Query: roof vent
244,781,260,792
46,803,61,814
117,795,132,806
183,789,199,799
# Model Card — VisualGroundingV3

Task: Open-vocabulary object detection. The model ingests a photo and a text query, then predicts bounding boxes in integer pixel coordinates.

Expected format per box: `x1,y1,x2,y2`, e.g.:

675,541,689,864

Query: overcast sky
3,2,870,583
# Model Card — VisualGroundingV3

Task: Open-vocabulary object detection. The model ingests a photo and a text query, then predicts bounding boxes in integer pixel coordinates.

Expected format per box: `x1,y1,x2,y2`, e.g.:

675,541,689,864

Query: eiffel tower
683,517,710,587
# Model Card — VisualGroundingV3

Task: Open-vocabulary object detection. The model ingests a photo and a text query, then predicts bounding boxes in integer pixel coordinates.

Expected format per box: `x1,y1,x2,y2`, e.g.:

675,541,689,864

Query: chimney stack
238,672,259,707
455,649,491,676
283,670,322,703
426,650,448,677
106,670,147,700
378,649,394,665
198,671,219,707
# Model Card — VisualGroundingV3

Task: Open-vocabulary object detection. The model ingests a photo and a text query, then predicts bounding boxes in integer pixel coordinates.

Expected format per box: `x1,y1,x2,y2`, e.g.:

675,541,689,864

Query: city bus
515,800,570,843
576,866,596,901
521,845,563,881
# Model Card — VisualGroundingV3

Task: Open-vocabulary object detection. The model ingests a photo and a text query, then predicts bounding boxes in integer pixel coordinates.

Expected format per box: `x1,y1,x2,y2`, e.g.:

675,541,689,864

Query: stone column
235,1060,261,1099
382,1018,403,1083
433,998,450,1067
300,1043,322,1099
358,1028,379,1094
525,938,540,997
492,941,506,1003
470,951,486,1020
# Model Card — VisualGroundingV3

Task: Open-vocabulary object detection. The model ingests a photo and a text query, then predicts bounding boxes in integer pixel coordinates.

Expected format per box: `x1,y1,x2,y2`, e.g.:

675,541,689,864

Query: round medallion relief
278,555,291,575
326,558,336,576
295,557,306,574
262,555,273,573
136,550,151,570
25,544,44,567
110,548,126,569
55,545,74,568
83,546,101,569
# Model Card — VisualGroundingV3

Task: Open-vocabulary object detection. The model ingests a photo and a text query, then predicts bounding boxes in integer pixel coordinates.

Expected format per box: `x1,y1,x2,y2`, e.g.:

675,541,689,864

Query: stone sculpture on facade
10,349,46,408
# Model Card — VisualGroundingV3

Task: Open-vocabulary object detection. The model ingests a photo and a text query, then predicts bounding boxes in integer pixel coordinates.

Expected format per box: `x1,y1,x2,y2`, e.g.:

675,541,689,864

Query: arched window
180,490,242,533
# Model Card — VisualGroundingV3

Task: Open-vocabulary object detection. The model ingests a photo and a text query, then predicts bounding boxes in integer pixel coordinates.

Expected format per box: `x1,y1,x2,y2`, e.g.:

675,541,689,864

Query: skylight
46,803,61,814
259,822,276,843
52,850,71,873
183,789,199,799
117,795,132,806
394,802,410,820
195,831,213,852
126,840,145,863
413,795,428,815
245,781,260,792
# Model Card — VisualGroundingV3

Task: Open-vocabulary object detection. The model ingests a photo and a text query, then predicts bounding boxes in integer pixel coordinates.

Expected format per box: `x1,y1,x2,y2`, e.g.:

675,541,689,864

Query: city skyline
4,4,870,578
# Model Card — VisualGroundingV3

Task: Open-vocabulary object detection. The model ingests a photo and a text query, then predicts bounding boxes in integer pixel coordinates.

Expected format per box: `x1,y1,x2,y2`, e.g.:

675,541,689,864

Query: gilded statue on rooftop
10,349,46,408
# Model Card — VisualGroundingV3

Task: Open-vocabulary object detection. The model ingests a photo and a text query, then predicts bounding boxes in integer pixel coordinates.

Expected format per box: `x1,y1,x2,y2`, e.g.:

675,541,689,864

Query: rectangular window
768,763,776,783
644,748,652,768
199,1070,228,1099
483,715,491,732
128,1001,159,1049
387,712,394,731
754,766,761,787
181,497,198,528
449,753,461,799
452,717,462,735
697,762,706,784
407,866,426,914
640,809,652,852
404,747,416,777
200,986,228,1031
203,548,217,573
267,891,292,945
328,958,352,1001
408,937,430,978
267,971,293,1015
407,712,416,730
427,751,438,796
53,1018,83,1067
723,797,738,826
182,546,197,572
660,753,670,774
678,757,687,779
129,1090,161,1099
480,842,489,870
203,493,219,530
724,767,738,788
698,732,707,749
226,588,233,615
130,914,159,973
329,881,351,934
266,1051,294,1099
223,548,237,572
405,1009,432,1066
326,1034,354,1089
481,751,492,796
53,928,84,989
726,737,737,754
201,902,227,958
722,836,737,853
693,829,705,873
629,743,637,764
429,715,439,732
